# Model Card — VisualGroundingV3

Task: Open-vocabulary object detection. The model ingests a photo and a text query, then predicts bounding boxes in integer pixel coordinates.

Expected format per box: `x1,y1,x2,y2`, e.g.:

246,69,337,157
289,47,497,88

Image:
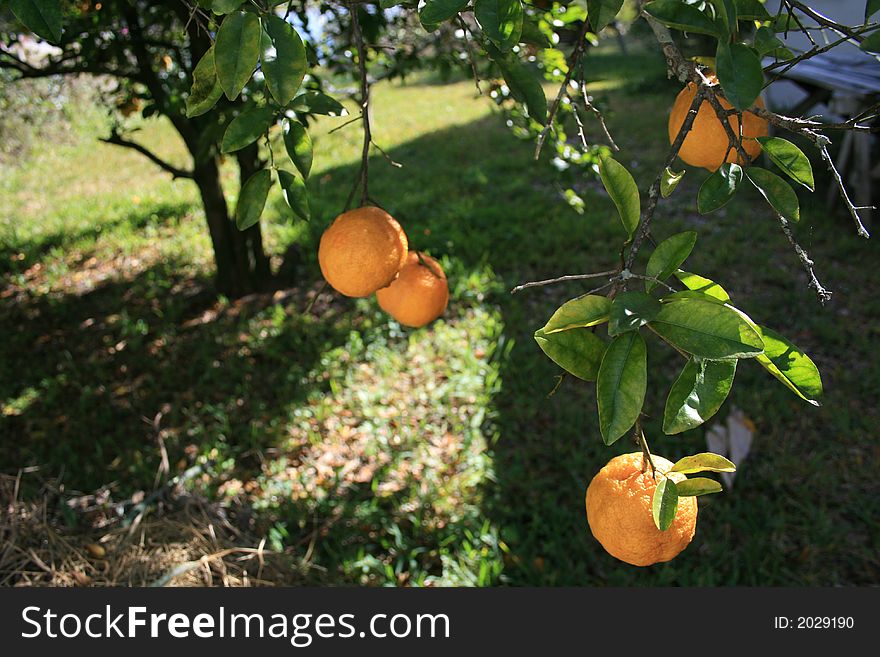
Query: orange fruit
376,252,449,328
318,206,408,298
585,452,697,567
668,79,769,171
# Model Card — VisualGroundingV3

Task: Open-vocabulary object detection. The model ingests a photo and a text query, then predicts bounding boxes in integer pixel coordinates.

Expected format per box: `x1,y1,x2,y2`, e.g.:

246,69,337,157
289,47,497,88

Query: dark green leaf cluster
536,146,822,445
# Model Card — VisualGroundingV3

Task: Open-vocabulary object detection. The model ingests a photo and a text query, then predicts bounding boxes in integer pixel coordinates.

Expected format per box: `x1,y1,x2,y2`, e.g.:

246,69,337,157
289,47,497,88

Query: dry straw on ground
0,472,302,587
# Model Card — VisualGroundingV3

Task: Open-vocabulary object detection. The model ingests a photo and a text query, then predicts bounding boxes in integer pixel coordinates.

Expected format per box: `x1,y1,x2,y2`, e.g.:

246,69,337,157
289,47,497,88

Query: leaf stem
636,421,657,479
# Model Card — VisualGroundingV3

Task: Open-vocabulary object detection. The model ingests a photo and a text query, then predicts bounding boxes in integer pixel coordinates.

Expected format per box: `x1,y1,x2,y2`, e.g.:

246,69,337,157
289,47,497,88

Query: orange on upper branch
585,452,697,567
668,80,769,171
318,206,409,298
376,252,449,328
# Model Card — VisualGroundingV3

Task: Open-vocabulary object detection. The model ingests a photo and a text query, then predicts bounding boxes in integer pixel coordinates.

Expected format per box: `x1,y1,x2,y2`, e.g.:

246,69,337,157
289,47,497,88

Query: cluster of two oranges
318,206,448,328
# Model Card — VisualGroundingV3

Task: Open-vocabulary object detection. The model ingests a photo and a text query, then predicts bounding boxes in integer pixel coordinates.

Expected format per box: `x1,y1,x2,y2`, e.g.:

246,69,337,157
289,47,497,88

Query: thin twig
100,131,194,179
372,140,402,168
776,213,833,304
456,15,483,96
628,273,677,293
818,142,872,239
702,84,753,165
622,84,706,272
579,81,619,151
785,0,868,43
534,18,592,160
345,3,371,211
751,107,872,239
510,270,618,295
636,423,656,478
327,113,363,134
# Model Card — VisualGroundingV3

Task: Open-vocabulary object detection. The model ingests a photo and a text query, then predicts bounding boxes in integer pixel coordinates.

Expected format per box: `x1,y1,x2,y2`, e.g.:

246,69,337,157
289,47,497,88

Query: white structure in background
705,408,754,490
762,1,878,224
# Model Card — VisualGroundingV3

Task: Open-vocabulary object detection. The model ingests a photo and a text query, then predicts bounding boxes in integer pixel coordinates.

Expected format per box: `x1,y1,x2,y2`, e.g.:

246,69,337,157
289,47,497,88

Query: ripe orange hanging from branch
376,252,449,328
585,452,697,567
668,78,769,171
318,206,409,298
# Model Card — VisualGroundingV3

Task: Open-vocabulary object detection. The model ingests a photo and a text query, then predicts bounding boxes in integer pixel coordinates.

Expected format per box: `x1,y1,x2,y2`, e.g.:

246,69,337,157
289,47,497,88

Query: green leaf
652,478,679,531
755,325,822,405
754,25,785,55
670,452,736,474
663,358,736,434
747,167,800,222
674,270,730,302
186,46,224,118
710,0,737,36
697,163,743,214
289,91,349,116
660,167,685,198
278,170,310,221
860,30,880,54
520,17,552,48
214,11,262,100
771,12,795,32
235,169,272,231
597,332,647,445
541,295,611,334
9,0,62,43
221,106,275,154
676,477,723,496
868,0,880,21
733,0,771,20
493,55,548,124
649,297,764,359
715,42,763,111
608,292,661,336
420,0,469,27
587,0,625,32
534,327,606,381
261,16,307,106
646,231,697,292
475,0,524,51
643,0,721,37
283,119,313,180
598,155,640,240
757,137,814,191
210,0,244,14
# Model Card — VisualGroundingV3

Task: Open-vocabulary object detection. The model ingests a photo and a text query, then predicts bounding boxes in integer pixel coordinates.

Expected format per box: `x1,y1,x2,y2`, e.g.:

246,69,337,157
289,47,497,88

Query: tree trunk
236,143,272,284
121,5,270,299
192,156,269,298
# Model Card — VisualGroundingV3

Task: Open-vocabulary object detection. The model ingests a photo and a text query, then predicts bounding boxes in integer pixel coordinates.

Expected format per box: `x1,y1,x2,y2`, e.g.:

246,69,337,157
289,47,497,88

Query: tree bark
192,156,269,298
236,143,272,285
122,3,271,298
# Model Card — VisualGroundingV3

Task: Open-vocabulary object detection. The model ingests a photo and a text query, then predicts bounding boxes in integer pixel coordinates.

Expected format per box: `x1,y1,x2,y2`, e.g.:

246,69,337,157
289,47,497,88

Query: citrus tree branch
534,18,593,160
622,84,706,272
510,270,618,294
641,7,843,304
784,0,871,43
751,107,872,239
345,2,372,211
776,213,832,303
99,131,194,180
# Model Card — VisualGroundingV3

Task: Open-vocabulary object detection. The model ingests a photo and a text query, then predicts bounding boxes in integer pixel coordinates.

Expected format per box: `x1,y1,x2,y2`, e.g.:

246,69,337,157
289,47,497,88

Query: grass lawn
1,44,878,586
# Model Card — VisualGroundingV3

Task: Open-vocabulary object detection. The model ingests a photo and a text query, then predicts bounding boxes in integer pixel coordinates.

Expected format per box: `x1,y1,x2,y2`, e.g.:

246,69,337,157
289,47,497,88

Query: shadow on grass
0,253,348,493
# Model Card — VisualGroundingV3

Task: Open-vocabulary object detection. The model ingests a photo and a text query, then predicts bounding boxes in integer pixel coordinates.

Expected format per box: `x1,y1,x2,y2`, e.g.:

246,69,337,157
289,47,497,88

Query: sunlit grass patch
216,265,509,585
